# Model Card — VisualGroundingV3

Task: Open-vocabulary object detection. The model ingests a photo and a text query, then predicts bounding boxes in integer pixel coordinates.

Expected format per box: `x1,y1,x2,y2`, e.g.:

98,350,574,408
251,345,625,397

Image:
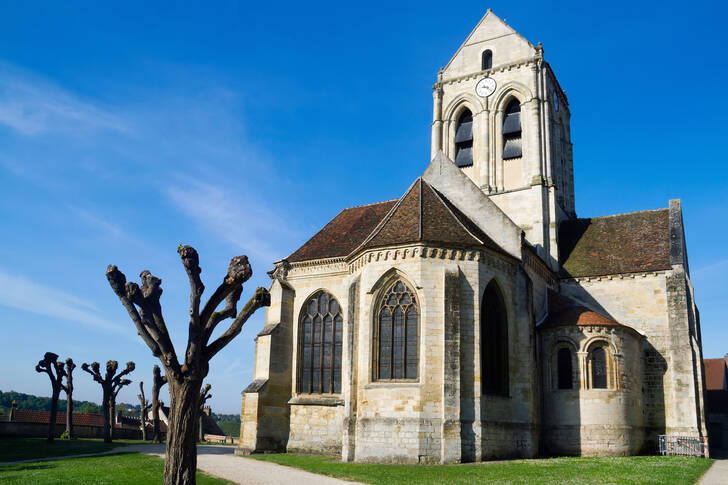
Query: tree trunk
152,393,162,443
102,390,111,443
198,414,203,443
48,388,60,443
65,391,73,439
164,380,201,485
140,407,147,441
109,398,116,441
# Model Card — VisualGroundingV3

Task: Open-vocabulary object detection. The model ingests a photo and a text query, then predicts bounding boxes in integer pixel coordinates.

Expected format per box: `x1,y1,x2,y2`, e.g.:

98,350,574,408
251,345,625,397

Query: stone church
237,11,708,463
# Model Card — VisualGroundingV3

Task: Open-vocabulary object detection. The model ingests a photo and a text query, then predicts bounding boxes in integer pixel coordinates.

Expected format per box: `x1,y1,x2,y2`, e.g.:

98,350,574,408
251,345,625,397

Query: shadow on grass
0,464,56,472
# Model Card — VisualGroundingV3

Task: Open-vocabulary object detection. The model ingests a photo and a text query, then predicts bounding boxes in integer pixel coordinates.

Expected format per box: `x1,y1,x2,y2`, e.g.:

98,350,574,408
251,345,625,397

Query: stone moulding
288,396,344,406
560,269,668,284
435,56,541,89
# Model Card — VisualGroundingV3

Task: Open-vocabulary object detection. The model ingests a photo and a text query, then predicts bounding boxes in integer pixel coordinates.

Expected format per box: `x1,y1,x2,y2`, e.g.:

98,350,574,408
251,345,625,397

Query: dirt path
698,459,728,485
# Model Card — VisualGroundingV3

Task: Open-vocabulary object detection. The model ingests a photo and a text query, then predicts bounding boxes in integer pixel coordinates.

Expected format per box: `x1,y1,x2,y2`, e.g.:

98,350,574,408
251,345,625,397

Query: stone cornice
434,56,540,90
560,270,668,284
287,257,348,279
348,243,517,276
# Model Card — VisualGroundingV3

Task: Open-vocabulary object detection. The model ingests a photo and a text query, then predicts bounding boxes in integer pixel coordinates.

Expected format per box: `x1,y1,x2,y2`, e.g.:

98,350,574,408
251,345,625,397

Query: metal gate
658,435,708,457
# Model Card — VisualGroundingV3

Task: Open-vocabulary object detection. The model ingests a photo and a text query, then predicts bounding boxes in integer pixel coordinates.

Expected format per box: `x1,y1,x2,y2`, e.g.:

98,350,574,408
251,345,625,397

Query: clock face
475,77,496,97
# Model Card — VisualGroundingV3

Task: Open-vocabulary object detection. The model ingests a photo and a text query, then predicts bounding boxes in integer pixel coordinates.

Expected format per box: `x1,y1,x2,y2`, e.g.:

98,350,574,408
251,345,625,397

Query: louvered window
298,291,343,394
481,280,509,395
375,280,418,380
482,49,493,70
557,347,573,389
502,99,522,160
455,110,474,168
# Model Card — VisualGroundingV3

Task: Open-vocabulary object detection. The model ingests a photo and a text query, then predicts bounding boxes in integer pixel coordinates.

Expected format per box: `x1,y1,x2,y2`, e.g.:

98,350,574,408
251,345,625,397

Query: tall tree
106,246,270,485
60,358,76,439
197,383,212,443
81,360,135,443
34,352,66,442
138,382,152,441
151,364,168,443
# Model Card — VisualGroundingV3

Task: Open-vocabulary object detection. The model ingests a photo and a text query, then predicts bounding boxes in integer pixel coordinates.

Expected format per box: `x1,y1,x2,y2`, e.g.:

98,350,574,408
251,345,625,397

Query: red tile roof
559,209,671,278
287,200,397,263
539,290,637,332
361,178,496,251
704,357,728,390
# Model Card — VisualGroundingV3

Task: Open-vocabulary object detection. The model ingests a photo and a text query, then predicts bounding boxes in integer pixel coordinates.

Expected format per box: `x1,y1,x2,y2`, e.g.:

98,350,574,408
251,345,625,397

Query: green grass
0,453,233,484
248,454,715,485
0,438,145,462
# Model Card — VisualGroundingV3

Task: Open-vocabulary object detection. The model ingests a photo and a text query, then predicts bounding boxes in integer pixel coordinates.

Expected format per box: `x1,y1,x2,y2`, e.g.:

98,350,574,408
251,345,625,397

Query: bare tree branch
205,287,270,360
199,255,252,330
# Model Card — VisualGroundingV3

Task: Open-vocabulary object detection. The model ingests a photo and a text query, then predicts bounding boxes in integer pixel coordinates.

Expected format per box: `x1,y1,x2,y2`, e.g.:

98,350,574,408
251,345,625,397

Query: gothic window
557,347,573,389
298,291,343,394
589,345,608,389
454,109,474,168
481,49,493,70
481,280,509,395
502,99,522,160
375,280,418,380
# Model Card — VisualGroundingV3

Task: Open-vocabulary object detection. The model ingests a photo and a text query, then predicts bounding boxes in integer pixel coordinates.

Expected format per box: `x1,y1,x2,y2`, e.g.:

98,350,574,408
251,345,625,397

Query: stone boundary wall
0,421,142,440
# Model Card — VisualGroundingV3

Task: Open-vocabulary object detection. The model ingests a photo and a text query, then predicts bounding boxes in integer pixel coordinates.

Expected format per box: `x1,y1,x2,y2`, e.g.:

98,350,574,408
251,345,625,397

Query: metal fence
658,435,708,457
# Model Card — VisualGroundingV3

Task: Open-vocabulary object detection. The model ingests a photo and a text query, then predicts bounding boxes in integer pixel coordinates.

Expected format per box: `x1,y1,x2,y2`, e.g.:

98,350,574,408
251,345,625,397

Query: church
237,11,708,463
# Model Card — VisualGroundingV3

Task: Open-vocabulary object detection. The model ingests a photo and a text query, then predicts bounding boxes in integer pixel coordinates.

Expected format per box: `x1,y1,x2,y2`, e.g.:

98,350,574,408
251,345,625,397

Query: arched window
557,347,573,389
375,280,418,380
481,280,508,395
589,346,608,389
298,291,343,394
502,99,522,160
481,49,493,70
454,109,473,168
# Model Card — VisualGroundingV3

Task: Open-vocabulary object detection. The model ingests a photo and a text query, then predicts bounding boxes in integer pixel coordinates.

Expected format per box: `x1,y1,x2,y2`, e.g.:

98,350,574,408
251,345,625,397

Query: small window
590,346,608,389
481,50,493,70
298,291,343,394
502,99,522,160
455,110,474,168
557,347,573,389
375,280,419,380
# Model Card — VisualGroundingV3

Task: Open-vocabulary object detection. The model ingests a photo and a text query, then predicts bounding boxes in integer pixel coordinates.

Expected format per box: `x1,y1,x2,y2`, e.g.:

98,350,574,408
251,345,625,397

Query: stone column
431,87,443,159
475,109,490,189
341,276,359,462
441,265,462,464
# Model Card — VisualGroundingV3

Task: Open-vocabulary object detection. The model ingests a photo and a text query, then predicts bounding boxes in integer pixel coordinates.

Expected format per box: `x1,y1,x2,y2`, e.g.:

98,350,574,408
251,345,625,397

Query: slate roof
287,200,397,262
361,178,502,253
705,357,728,390
538,290,637,333
558,208,671,278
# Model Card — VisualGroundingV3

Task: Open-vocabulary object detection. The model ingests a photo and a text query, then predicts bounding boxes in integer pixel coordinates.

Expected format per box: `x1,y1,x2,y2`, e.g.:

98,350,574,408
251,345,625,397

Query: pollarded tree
35,352,66,442
61,358,77,439
81,360,135,443
138,382,152,441
109,373,133,440
106,246,270,485
197,383,212,443
151,365,168,443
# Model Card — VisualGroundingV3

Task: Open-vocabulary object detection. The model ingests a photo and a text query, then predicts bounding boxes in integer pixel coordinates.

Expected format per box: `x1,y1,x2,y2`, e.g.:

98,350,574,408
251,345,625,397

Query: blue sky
0,1,726,414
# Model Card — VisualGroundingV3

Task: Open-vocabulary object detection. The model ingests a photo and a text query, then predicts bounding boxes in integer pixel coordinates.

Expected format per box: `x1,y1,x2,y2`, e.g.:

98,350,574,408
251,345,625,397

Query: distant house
704,355,728,456
151,402,225,442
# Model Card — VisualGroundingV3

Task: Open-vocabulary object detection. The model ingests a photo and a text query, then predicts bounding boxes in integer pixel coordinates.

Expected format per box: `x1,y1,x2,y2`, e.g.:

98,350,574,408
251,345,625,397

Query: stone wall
287,403,344,455
0,421,141,440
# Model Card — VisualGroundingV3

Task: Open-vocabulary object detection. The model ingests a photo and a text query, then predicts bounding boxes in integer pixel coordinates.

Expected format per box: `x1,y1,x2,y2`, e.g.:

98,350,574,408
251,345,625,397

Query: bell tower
431,10,574,266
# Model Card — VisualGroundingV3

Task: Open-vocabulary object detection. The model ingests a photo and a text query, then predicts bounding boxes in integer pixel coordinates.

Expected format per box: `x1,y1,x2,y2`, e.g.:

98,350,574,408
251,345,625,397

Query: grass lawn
0,438,145,462
249,454,715,485
0,453,233,484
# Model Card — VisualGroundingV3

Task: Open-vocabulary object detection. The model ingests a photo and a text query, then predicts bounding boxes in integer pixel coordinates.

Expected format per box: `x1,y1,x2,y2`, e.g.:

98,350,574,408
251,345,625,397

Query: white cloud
0,62,128,136
165,177,298,264
0,268,126,334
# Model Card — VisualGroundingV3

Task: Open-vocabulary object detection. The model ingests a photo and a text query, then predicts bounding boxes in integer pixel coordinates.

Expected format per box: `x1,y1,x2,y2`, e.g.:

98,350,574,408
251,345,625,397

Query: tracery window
481,280,509,395
502,98,522,160
589,346,608,389
298,291,343,394
454,109,474,168
557,347,573,390
375,280,418,380
481,49,493,70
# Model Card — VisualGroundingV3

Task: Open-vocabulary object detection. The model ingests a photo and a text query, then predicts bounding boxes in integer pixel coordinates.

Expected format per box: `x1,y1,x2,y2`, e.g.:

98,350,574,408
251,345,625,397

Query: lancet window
557,347,573,390
502,98,522,160
481,280,509,395
454,109,474,168
298,291,343,394
482,49,493,70
375,280,418,380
